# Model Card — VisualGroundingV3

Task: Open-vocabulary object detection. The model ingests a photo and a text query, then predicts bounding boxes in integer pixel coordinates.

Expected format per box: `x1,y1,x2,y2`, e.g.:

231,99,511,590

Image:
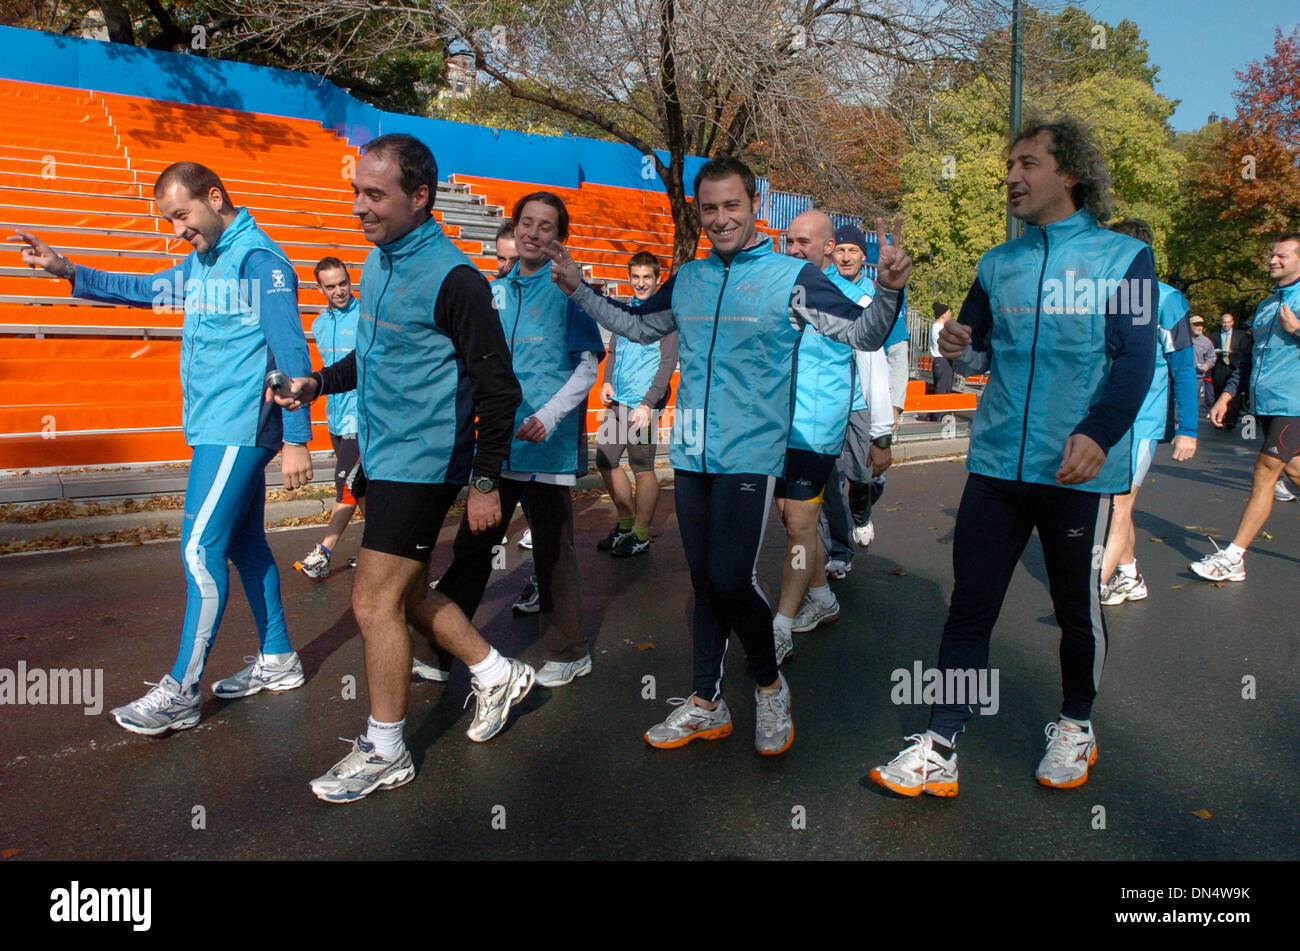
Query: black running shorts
774,448,837,502
1257,416,1300,463
360,480,462,563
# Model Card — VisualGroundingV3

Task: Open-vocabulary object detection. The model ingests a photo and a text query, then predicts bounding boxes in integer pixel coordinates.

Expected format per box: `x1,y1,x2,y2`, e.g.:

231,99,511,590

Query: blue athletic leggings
169,445,291,690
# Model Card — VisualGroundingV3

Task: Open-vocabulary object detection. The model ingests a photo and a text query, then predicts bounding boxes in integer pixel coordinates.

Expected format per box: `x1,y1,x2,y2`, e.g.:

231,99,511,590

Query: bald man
773,211,893,663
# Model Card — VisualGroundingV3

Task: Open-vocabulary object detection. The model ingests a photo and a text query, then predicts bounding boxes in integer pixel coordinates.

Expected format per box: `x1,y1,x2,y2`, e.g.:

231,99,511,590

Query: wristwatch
872,434,892,449
471,475,498,494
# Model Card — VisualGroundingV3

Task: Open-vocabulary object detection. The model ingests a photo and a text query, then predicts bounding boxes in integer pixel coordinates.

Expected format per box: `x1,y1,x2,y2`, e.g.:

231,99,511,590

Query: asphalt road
1,420,1296,861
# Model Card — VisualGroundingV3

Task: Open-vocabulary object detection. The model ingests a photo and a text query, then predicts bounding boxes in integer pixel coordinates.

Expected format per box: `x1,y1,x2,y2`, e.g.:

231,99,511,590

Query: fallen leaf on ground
632,642,655,651
1191,809,1213,820
1261,531,1272,540
891,568,908,576
0,848,19,859
1170,585,1182,589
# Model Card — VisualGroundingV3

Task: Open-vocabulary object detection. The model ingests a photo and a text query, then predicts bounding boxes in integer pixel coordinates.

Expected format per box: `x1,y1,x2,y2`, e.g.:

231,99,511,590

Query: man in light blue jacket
1191,233,1300,581
869,119,1157,797
12,163,314,735
546,157,911,758
296,257,363,580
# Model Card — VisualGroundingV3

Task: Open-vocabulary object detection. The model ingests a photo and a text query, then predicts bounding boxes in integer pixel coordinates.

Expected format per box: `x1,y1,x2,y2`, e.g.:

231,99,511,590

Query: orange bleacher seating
0,80,697,469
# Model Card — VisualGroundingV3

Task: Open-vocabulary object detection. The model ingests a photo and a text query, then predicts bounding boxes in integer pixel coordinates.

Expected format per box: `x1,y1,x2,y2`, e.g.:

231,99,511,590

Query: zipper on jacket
1017,229,1049,481
700,262,731,471
362,252,394,466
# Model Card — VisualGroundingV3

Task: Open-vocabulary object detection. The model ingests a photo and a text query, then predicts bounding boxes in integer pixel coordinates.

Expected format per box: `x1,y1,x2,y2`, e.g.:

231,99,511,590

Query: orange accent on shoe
643,721,733,749
758,723,794,756
1038,743,1099,789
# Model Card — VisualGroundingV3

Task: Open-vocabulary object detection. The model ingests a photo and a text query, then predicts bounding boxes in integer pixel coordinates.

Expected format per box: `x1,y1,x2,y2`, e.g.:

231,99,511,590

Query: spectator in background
1211,312,1252,430
1190,315,1216,416
927,302,955,421
594,250,677,557
494,220,518,279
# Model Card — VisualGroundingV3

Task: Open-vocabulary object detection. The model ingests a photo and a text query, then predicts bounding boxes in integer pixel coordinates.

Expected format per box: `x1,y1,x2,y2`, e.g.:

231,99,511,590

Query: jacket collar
710,234,775,265
378,214,445,259
1025,207,1097,246
202,207,255,265
506,258,553,284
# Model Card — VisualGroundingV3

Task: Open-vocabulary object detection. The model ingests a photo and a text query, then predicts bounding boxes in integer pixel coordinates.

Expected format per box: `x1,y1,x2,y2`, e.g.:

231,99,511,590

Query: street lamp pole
1006,0,1024,242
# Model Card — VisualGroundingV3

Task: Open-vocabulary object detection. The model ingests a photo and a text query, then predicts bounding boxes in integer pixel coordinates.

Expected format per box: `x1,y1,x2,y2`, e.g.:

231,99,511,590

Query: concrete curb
0,438,967,546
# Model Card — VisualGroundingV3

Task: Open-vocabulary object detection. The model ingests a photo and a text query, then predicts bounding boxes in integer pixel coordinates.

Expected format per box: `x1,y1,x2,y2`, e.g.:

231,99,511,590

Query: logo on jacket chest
1041,269,1152,325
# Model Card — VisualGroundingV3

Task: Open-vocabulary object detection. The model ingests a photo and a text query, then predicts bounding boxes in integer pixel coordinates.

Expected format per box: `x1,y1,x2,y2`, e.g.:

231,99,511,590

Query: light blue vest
356,216,475,483
1247,279,1300,417
494,260,585,474
787,266,858,454
611,298,668,408
668,239,805,476
966,209,1152,494
311,296,360,436
1132,282,1189,441
180,208,294,446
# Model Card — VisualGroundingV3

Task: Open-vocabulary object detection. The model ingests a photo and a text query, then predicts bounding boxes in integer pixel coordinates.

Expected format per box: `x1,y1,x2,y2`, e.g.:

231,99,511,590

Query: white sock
807,583,834,605
469,647,509,685
1060,715,1092,732
1118,562,1137,579
263,651,294,665
773,613,794,635
365,716,405,758
1225,544,1246,561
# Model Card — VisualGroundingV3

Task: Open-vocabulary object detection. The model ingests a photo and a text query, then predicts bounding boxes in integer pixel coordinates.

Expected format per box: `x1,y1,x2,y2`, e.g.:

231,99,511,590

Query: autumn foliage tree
1169,28,1300,319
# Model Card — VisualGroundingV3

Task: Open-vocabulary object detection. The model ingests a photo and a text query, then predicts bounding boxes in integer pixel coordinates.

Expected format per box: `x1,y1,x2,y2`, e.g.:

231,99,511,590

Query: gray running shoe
644,696,732,749
296,544,331,580
869,733,959,797
310,736,415,803
1275,480,1295,502
1190,543,1245,582
1035,719,1098,789
754,672,793,755
535,654,592,687
212,652,305,699
791,591,840,632
464,658,535,741
111,675,201,736
1100,571,1147,605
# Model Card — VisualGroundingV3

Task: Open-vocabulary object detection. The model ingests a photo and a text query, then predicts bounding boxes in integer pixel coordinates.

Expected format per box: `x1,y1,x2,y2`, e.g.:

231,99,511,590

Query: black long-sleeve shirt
314,266,521,482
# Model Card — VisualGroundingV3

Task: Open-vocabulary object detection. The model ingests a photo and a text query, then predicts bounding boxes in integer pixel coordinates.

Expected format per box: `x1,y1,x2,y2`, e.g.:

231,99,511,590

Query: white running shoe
410,658,450,683
1275,480,1296,502
791,590,840,632
1189,541,1245,582
869,733,959,797
296,544,331,580
754,672,793,755
773,624,793,666
518,529,533,549
644,696,732,749
824,559,851,580
1100,570,1147,605
853,520,875,548
111,676,201,735
212,652,306,699
310,736,415,803
1035,719,1098,789
464,658,534,741
535,654,592,687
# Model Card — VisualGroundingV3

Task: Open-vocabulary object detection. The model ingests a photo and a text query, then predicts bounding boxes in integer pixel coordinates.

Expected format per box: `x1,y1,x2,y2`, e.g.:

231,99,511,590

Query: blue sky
1086,0,1298,130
